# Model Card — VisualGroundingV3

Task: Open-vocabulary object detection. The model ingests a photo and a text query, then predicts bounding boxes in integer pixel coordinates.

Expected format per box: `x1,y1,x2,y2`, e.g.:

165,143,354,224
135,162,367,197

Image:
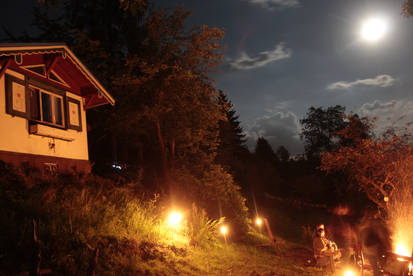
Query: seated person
313,224,341,272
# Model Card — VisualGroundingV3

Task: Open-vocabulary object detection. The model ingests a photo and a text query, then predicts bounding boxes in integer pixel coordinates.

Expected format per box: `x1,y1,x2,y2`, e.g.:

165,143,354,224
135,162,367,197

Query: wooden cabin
0,43,115,174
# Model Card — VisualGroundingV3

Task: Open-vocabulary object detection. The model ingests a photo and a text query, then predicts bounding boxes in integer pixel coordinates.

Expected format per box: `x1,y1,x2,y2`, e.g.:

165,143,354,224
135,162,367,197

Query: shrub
171,165,249,238
187,203,224,248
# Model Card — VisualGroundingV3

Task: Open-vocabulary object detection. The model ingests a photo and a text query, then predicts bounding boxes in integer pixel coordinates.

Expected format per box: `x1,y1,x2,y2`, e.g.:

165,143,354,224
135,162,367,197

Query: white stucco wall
0,69,89,160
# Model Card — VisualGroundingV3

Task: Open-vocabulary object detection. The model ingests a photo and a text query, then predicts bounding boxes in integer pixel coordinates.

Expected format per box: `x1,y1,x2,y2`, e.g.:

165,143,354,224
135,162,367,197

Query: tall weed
187,203,224,248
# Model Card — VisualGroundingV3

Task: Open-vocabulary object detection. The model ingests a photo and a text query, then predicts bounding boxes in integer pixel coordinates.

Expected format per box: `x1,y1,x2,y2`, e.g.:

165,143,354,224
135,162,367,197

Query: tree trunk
156,120,169,183
30,219,41,276
170,138,175,169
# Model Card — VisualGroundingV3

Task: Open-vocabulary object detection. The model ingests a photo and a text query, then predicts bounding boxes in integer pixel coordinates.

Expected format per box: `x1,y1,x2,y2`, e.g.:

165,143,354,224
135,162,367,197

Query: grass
0,162,335,275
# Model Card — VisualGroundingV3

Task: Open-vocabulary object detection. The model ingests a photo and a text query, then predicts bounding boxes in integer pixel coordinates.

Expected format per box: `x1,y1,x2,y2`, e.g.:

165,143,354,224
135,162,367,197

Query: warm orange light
220,225,228,235
395,243,410,257
344,270,356,276
384,196,389,202
256,218,263,226
168,211,183,227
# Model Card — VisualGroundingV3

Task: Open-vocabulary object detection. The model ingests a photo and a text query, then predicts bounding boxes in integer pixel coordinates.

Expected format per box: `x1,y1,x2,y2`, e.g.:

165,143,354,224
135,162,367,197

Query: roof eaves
0,43,115,106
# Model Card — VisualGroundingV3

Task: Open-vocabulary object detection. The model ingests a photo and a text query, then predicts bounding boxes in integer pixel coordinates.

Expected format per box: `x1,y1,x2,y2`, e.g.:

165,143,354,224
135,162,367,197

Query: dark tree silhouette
275,145,290,163
216,91,250,189
300,105,348,161
254,137,279,165
21,0,250,235
28,0,226,186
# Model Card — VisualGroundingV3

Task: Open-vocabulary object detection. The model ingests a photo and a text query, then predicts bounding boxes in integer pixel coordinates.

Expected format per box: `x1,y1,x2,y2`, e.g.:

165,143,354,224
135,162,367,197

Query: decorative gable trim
0,44,114,106
22,64,46,77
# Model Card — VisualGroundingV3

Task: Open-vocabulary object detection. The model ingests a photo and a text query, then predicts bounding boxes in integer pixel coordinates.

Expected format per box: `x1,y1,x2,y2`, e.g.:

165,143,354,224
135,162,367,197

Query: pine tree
216,91,249,174
275,145,290,163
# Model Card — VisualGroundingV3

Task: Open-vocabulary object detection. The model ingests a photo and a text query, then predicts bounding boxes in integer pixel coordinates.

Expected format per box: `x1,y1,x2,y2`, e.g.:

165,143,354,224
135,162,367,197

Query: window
5,74,28,118
66,97,82,131
5,74,82,131
29,86,65,127
23,65,46,77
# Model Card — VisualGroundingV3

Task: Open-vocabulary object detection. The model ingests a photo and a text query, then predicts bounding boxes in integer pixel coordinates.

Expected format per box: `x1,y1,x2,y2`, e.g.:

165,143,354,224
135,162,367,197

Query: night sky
2,0,413,155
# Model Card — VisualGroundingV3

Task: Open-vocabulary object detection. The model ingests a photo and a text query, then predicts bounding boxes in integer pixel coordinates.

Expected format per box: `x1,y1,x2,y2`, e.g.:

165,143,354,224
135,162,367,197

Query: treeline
222,105,371,210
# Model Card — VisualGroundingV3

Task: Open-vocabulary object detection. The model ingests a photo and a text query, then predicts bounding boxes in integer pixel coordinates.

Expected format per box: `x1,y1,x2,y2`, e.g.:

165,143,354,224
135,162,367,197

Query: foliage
170,165,249,238
320,116,413,211
216,91,249,168
254,137,279,165
0,163,326,275
245,137,283,196
276,145,290,163
402,0,413,17
215,91,251,191
27,0,227,188
187,203,225,248
300,105,348,160
20,0,253,238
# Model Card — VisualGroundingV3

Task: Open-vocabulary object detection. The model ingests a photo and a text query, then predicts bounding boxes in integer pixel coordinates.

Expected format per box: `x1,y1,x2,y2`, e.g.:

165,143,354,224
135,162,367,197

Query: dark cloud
327,74,396,90
246,0,300,9
359,99,413,134
360,99,397,112
228,43,292,70
245,110,303,154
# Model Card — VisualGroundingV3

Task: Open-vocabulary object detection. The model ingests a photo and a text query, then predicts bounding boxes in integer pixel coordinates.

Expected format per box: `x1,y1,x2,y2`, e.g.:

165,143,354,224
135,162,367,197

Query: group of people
312,212,391,276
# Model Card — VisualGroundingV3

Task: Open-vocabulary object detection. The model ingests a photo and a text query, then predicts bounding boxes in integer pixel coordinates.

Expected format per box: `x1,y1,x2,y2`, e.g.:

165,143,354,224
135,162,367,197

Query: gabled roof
0,43,115,109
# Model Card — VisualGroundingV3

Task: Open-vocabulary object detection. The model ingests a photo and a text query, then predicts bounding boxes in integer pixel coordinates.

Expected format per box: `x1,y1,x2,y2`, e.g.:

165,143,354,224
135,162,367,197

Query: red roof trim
0,43,115,106
9,63,80,95
0,58,12,80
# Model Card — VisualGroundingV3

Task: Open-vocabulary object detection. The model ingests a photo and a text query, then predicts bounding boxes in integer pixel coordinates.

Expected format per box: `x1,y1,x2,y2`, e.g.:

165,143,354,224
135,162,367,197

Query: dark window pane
49,72,62,84
29,88,40,120
28,66,45,76
54,96,63,125
41,93,52,123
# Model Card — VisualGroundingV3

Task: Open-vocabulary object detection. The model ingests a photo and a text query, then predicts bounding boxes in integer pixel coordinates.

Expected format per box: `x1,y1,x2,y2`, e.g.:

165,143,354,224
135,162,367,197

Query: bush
171,165,250,239
187,203,224,248
0,161,247,274
0,162,168,274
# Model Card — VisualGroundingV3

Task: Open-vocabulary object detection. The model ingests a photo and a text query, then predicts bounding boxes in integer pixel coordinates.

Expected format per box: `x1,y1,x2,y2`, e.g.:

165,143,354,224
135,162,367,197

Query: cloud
229,43,292,70
245,110,304,155
247,0,300,9
358,99,413,134
327,74,396,90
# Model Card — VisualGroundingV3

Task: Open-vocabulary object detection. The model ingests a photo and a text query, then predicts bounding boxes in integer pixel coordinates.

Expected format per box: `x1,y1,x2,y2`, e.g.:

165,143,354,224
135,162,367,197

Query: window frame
66,97,82,131
35,86,65,128
5,74,84,132
27,77,67,129
5,74,29,118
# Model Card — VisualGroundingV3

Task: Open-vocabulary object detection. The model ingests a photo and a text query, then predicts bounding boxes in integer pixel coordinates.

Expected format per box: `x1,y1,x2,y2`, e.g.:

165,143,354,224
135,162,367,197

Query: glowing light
344,270,356,276
395,243,410,257
360,18,387,42
220,225,228,235
168,211,183,227
384,196,389,202
256,218,263,226
333,205,350,216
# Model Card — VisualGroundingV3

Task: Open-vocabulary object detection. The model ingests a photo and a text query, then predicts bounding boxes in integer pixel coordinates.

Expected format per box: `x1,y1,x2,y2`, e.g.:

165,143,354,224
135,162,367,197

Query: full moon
360,18,387,42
